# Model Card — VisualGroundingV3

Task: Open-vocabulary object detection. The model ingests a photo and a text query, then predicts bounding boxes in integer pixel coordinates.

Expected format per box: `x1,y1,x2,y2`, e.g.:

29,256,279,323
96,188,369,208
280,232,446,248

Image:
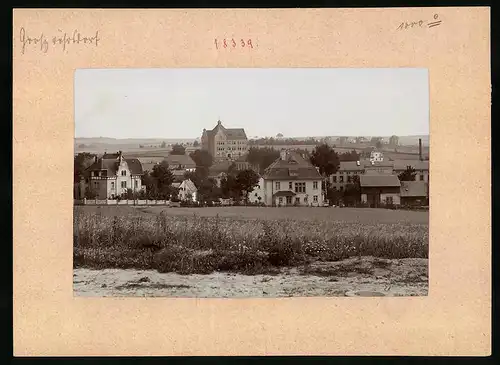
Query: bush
73,208,428,274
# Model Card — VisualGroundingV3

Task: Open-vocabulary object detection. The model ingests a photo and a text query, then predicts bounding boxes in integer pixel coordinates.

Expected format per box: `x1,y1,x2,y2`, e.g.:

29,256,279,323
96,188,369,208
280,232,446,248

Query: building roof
338,161,366,171
205,120,248,140
336,159,430,173
400,181,428,197
180,179,198,192
208,161,232,175
273,190,297,197
359,174,401,187
262,151,322,181
85,154,143,176
393,160,429,171
164,154,196,168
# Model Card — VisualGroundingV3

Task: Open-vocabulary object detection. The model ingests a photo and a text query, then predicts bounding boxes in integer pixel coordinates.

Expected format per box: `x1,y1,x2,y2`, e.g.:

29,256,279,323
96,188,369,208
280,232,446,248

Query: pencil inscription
19,27,100,54
396,14,442,31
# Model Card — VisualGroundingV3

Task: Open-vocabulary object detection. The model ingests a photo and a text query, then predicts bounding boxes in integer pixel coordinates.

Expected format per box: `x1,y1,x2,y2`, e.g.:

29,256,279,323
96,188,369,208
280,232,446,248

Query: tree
198,178,221,203
375,141,383,149
84,186,97,199
342,175,361,206
193,140,200,147
246,147,280,173
309,144,340,177
220,174,240,200
74,152,97,183
338,149,360,162
170,143,186,155
189,149,213,168
160,141,166,148
151,161,175,198
235,169,260,204
398,166,417,181
227,162,238,176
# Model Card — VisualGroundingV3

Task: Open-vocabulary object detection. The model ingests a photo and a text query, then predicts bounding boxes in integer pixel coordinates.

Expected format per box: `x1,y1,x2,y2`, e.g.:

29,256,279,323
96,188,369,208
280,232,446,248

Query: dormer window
121,170,126,176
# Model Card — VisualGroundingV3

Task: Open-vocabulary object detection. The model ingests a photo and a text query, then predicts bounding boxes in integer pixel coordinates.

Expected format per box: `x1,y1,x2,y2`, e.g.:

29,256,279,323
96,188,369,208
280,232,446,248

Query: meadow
74,206,428,275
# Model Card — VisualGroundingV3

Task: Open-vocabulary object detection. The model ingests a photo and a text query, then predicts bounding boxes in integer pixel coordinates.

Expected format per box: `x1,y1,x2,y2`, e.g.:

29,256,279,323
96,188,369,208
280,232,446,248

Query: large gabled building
261,150,324,207
78,151,145,199
201,120,248,161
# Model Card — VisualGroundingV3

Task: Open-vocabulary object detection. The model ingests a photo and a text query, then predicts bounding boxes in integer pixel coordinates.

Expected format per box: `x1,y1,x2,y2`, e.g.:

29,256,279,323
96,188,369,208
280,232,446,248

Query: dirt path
74,256,428,297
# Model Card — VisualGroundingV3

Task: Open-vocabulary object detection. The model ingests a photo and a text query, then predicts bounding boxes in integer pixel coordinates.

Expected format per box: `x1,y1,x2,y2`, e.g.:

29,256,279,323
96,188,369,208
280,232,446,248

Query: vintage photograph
73,68,429,297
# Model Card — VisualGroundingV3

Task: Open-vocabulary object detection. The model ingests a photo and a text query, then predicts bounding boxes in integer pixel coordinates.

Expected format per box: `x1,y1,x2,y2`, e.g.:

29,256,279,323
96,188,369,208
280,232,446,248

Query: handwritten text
19,27,100,54
396,14,442,31
214,38,255,50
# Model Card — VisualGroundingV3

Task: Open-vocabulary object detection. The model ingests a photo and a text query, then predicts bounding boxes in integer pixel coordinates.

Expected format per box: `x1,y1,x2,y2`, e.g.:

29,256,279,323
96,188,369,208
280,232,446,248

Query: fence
75,199,173,206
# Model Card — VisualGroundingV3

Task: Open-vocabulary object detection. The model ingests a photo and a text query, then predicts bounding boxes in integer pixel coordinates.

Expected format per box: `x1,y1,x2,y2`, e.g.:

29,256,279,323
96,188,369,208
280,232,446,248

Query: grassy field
74,206,428,275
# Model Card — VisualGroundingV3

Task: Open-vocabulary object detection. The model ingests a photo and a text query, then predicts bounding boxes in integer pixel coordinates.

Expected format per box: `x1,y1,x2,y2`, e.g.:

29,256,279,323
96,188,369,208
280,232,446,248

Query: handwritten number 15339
214,38,254,50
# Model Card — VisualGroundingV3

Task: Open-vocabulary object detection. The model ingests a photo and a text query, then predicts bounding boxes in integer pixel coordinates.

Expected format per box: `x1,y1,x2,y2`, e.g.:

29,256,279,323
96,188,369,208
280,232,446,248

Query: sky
74,68,429,139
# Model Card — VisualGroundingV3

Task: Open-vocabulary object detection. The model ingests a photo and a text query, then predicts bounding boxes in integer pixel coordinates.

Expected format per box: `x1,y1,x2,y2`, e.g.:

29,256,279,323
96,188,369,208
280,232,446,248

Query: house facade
79,151,145,199
201,120,248,160
400,181,429,206
261,150,323,207
329,160,429,191
174,179,198,202
359,174,401,207
248,177,265,204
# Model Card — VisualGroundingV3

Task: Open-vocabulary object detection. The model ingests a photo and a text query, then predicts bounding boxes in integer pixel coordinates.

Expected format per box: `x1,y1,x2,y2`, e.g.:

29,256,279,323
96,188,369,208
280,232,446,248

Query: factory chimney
418,139,423,161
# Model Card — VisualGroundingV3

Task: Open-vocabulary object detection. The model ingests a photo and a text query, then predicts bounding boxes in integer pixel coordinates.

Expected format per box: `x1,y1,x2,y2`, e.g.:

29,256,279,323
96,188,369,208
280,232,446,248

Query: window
121,170,126,176
420,174,424,181
313,195,318,202
339,176,344,183
286,196,292,204
275,182,280,190
386,196,393,204
295,182,306,193
134,180,138,188
313,181,318,189
121,181,127,189
94,182,98,188
111,182,115,190
304,196,308,203
332,176,337,183
289,182,293,190
279,197,283,204
347,176,352,183
295,197,300,204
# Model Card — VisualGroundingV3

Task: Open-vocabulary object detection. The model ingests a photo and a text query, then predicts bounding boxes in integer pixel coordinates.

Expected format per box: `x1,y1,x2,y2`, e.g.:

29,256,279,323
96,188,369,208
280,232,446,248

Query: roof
359,174,401,187
208,161,232,175
338,161,365,171
85,155,143,176
400,181,428,197
393,160,429,171
180,179,198,192
273,190,296,197
262,151,322,180
336,160,429,173
164,154,196,168
205,120,248,140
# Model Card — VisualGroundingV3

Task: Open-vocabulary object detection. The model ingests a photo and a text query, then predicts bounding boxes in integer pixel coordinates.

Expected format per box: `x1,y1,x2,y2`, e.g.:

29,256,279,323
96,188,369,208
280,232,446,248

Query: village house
261,150,323,207
164,154,196,172
172,179,198,202
400,181,429,206
79,151,145,199
359,174,401,207
248,176,265,204
201,120,248,160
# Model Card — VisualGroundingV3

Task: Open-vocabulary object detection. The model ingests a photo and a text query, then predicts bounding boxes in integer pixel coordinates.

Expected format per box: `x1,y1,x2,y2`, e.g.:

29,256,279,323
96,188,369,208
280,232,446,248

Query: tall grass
74,208,428,274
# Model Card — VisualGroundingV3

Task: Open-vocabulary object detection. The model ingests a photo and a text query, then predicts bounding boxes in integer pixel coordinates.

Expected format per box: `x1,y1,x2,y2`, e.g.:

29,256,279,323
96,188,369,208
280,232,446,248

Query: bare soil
74,256,428,297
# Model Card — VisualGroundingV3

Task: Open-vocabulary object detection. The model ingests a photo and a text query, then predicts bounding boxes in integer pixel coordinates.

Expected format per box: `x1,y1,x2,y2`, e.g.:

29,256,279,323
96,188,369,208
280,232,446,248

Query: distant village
74,120,429,208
